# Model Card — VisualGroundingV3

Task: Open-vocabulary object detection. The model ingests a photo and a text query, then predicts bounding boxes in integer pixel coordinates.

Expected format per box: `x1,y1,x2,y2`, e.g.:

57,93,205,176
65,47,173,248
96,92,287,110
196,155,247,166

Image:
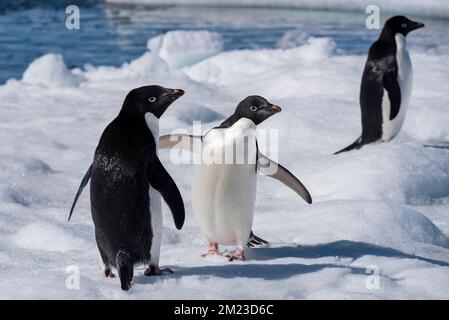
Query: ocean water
1,0,448,84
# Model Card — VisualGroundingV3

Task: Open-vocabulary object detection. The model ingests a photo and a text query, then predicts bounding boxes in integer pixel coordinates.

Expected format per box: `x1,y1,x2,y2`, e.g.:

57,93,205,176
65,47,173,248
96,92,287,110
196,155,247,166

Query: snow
1,29,449,299
105,0,449,19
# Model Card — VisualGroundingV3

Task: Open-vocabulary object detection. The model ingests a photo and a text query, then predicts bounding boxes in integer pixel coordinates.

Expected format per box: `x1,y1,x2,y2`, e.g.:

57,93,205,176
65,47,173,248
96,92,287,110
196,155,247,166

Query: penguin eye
401,23,407,28
250,106,258,112
148,97,157,103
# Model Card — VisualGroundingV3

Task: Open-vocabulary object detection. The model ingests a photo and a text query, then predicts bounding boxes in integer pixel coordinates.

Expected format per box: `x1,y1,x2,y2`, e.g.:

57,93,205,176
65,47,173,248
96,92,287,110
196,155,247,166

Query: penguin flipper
257,152,312,204
334,137,364,154
247,231,269,247
68,164,92,221
159,134,202,152
149,156,185,230
383,66,401,120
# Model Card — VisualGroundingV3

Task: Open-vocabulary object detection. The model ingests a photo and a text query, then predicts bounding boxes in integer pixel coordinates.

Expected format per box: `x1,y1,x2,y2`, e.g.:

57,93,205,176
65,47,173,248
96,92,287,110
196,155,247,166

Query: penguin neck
378,27,397,45
216,113,241,128
144,112,160,144
118,109,155,137
394,33,407,51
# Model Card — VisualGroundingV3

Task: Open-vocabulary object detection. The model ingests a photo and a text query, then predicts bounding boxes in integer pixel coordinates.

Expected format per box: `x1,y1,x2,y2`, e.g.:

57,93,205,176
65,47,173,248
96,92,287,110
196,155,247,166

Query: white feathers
381,34,413,141
191,118,258,247
145,112,163,266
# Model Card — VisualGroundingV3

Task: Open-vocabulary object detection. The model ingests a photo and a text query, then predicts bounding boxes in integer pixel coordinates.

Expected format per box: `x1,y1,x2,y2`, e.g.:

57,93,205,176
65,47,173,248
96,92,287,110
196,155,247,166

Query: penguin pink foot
144,265,174,276
104,269,116,278
227,247,245,261
201,243,222,257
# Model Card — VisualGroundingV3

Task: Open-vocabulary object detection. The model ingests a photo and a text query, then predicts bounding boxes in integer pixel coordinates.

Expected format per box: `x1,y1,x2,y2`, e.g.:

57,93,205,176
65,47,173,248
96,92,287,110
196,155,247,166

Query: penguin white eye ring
148,97,157,103
250,106,258,112
401,23,407,28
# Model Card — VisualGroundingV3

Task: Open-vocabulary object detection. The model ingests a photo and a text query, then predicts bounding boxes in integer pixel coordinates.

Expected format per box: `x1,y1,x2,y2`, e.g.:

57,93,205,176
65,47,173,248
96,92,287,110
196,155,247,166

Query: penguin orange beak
270,105,282,113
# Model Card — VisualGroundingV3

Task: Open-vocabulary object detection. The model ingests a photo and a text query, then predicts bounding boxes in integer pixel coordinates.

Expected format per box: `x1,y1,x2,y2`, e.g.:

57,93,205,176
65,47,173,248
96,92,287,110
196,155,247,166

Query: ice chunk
277,29,309,49
21,54,79,87
148,30,223,70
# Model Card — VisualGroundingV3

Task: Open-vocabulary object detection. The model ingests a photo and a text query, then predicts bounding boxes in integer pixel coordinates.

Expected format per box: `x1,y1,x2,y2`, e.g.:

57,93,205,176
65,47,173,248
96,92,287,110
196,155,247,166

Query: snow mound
305,144,449,205
292,200,449,253
148,31,224,70
10,223,88,252
81,52,169,81
21,54,79,87
185,37,336,93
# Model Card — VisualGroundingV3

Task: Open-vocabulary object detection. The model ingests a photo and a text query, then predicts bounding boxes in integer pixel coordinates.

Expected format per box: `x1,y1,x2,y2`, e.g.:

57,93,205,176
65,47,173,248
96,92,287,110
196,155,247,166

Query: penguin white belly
192,119,257,246
382,34,413,141
145,112,162,266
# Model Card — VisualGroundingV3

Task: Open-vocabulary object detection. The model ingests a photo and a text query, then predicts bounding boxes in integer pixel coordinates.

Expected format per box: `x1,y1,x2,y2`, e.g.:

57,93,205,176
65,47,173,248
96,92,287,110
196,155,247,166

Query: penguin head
384,16,425,37
122,85,185,119
235,95,282,125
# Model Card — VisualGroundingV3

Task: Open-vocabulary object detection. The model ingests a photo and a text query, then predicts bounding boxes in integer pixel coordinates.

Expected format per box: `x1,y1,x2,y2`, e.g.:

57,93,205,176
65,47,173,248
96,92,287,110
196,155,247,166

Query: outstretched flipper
68,164,92,221
257,152,312,204
334,137,364,155
159,134,202,152
247,231,269,247
149,156,185,230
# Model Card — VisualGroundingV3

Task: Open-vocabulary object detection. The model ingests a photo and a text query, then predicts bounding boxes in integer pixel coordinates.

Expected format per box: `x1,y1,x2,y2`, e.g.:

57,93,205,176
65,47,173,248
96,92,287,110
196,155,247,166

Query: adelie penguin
68,85,185,290
159,96,312,261
335,16,425,154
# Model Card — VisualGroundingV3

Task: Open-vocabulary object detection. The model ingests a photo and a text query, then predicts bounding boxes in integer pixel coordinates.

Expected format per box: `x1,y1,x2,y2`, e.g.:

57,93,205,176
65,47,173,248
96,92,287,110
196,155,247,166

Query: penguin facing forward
159,96,312,261
69,85,185,290
335,16,424,154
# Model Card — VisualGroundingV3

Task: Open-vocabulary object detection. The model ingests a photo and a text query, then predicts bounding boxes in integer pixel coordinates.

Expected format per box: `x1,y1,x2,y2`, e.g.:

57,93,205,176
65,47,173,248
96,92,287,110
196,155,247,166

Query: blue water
1,0,448,84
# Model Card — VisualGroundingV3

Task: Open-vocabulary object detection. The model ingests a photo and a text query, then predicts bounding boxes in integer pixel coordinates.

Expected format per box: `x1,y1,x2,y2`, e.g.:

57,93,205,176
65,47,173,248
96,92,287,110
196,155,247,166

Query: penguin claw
104,269,116,278
227,253,245,262
226,248,245,262
201,243,221,257
144,265,174,276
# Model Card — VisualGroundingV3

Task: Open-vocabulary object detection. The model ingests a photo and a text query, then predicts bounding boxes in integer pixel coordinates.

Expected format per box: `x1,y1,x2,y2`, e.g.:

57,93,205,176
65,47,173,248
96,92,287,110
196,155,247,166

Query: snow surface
1,29,449,299
106,0,449,19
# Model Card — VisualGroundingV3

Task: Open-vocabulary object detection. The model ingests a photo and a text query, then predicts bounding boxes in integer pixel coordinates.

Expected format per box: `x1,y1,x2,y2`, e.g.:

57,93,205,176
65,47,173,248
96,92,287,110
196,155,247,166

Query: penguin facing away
69,85,185,290
335,16,424,154
159,96,312,261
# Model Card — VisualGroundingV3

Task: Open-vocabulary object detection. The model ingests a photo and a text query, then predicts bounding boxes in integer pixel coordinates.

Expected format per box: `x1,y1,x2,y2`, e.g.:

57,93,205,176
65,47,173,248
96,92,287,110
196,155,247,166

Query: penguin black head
383,16,425,37
235,95,282,125
121,85,185,119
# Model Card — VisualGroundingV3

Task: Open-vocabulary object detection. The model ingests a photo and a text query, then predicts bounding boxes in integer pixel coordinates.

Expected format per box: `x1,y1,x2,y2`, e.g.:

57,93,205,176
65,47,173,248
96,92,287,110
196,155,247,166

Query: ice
106,0,449,19
1,29,449,298
148,31,223,70
21,54,80,87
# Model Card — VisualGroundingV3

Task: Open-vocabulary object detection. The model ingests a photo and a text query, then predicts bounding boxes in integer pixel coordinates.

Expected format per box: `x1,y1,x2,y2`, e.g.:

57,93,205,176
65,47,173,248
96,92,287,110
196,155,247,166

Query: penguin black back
335,16,424,154
89,85,185,290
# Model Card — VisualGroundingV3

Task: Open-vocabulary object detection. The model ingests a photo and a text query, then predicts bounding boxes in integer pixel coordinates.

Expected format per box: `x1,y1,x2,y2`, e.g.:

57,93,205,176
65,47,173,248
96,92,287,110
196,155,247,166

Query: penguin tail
247,231,269,248
116,250,134,291
334,137,364,155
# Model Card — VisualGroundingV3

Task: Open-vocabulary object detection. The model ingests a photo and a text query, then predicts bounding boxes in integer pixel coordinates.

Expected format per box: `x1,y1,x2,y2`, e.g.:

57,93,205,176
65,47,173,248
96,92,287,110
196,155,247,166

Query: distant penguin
69,85,185,290
335,16,424,154
159,96,312,261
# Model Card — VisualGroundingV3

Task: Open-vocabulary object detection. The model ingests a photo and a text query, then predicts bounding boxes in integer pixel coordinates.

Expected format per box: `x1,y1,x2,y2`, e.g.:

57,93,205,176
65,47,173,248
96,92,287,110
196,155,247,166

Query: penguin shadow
133,240,449,282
